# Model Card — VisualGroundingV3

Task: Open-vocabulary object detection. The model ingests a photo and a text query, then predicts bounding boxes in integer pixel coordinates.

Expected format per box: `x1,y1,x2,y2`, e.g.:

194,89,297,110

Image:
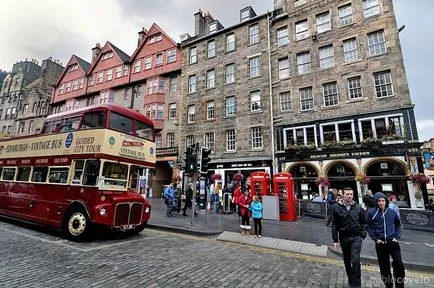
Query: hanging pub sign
423,152,434,170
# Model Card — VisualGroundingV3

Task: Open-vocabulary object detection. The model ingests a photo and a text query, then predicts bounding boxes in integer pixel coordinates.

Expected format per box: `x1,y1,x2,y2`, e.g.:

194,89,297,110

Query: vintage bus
0,104,156,241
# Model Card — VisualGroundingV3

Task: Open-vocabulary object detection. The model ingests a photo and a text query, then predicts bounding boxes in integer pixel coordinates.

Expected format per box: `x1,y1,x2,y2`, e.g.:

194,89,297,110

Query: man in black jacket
332,187,367,288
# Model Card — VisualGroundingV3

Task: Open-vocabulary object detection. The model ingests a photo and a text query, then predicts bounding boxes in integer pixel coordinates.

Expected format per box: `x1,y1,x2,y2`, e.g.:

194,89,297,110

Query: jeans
241,214,251,229
253,218,262,236
340,236,362,288
375,241,405,288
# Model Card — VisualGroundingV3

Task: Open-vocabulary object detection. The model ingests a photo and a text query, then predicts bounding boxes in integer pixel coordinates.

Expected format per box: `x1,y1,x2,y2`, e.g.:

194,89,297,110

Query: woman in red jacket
237,189,253,235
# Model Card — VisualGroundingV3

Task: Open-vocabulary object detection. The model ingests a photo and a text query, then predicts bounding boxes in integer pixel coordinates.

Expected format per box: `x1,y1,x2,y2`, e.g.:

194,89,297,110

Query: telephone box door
273,173,296,221
250,172,270,201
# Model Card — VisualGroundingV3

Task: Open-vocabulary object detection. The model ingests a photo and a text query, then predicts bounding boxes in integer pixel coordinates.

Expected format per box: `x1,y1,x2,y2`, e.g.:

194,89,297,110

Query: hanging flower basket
355,173,371,185
315,176,330,186
233,173,244,182
409,173,431,188
211,173,222,181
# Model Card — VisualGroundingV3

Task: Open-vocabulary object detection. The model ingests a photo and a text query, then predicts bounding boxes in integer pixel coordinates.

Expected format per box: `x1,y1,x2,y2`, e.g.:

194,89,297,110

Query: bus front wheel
134,222,147,234
63,209,90,241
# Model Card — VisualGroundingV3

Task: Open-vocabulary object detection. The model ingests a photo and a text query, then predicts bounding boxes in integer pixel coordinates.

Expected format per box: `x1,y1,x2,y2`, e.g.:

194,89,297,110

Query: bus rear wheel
63,209,90,241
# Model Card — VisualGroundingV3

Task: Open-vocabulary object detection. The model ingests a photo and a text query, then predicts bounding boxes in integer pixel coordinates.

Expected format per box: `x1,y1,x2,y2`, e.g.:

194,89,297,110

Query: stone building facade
0,59,42,135
271,0,424,209
15,58,64,135
179,7,273,185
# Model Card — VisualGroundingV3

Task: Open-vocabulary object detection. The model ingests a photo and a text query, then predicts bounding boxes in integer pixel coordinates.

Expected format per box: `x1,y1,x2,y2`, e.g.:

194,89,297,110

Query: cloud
417,120,434,142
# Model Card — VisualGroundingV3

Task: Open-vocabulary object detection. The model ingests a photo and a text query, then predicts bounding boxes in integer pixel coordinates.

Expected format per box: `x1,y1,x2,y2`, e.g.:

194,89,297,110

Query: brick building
179,7,273,186
271,0,424,209
51,24,182,195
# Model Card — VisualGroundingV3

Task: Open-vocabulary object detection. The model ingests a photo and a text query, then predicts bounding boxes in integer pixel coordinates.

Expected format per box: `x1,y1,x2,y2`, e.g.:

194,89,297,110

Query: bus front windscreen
101,161,128,189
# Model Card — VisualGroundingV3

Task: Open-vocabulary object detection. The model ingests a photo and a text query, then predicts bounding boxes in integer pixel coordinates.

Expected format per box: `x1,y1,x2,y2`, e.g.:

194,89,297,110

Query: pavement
147,198,434,272
1,219,434,287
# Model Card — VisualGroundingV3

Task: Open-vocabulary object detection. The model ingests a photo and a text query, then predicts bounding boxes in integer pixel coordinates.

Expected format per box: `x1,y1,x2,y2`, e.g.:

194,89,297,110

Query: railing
156,146,179,157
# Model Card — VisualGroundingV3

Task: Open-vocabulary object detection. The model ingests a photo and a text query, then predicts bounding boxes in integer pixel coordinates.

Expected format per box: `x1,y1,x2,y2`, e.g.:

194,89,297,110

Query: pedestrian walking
363,189,375,210
388,195,401,219
366,192,405,288
326,189,336,226
237,189,252,235
331,187,367,288
164,183,175,217
250,195,263,238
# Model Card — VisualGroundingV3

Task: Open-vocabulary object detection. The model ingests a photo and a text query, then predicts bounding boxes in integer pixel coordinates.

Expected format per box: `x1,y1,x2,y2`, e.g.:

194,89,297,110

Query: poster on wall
423,152,434,170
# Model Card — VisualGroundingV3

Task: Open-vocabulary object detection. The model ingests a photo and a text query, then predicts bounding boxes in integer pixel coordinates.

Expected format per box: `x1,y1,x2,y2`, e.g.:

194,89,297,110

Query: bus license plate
121,225,134,230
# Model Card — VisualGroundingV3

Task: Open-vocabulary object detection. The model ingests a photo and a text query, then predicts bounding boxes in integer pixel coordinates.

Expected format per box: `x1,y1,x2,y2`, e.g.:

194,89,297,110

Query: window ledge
205,87,216,91
367,52,388,59
277,43,290,48
189,62,198,66
322,104,340,110
300,108,315,113
224,151,237,154
249,76,262,80
346,98,365,103
225,82,236,86
376,95,395,100
295,37,309,43
225,49,236,54
187,92,197,95
225,115,236,119
343,59,362,66
205,119,216,122
339,22,355,29
249,110,263,115
250,148,265,152
247,42,260,47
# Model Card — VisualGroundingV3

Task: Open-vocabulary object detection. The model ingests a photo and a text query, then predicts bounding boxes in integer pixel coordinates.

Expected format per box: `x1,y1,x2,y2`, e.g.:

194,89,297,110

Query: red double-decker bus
0,104,156,241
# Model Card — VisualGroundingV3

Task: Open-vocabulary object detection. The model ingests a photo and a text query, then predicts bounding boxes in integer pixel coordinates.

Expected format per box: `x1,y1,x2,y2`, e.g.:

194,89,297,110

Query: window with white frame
167,133,175,147
66,81,71,92
294,0,306,7
368,30,386,56
363,0,380,18
168,103,176,119
226,34,235,52
300,87,313,111
249,56,260,78
123,65,128,76
155,135,162,148
157,104,163,119
319,45,335,69
323,82,339,107
207,40,216,58
388,116,403,136
316,12,331,33
250,91,261,111
295,20,308,40
374,70,394,98
297,52,311,75
205,132,215,151
156,53,163,66
106,69,113,81
87,77,93,87
18,121,25,134
170,76,177,92
226,130,236,151
72,80,78,91
186,135,195,147
59,83,64,95
348,76,363,99
241,10,250,21
79,78,84,89
159,80,164,93
209,23,217,34
167,49,176,63
322,124,336,142
339,4,353,26
96,73,104,84
144,57,152,69
343,38,358,62
285,126,316,146
207,69,216,88
145,105,151,119
225,63,235,84
277,27,289,46
187,105,195,123
189,47,197,64
151,105,156,119
280,91,291,112
359,115,402,140
147,79,158,95
251,127,263,149
338,122,354,141
188,75,197,93
134,59,141,72
28,120,34,134
278,58,290,79
249,24,259,45
206,100,215,120
226,96,236,116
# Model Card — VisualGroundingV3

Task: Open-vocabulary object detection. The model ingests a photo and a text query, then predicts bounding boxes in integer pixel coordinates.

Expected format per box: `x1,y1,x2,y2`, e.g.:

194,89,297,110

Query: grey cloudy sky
0,0,432,141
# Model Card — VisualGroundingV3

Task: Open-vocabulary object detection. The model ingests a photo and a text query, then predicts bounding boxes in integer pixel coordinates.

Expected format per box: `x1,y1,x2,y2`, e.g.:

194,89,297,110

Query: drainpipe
267,12,277,175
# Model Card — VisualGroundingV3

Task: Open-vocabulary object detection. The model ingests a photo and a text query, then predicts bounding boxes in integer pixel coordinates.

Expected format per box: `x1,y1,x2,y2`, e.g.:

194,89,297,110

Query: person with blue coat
366,192,405,288
250,195,263,238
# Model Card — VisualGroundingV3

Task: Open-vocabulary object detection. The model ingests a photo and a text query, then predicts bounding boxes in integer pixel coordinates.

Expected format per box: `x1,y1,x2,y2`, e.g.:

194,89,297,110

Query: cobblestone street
0,219,433,288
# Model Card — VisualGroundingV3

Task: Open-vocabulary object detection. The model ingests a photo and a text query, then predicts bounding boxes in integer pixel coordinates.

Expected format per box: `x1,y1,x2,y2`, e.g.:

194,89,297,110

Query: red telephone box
250,172,270,200
273,173,296,222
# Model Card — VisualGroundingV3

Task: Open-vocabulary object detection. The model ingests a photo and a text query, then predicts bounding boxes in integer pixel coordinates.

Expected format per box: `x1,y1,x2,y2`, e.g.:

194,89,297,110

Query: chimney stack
137,27,147,47
194,9,206,37
91,43,101,64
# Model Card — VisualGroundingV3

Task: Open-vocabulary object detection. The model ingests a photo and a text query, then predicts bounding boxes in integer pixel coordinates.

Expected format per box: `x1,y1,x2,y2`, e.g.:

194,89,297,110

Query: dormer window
101,51,114,60
149,33,162,44
68,64,78,72
209,23,217,34
241,10,250,22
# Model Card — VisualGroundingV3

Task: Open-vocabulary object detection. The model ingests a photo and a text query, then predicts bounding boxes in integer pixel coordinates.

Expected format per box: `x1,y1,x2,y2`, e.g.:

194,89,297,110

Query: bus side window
81,112,106,129
109,112,133,134
61,117,81,133
42,121,55,134
135,121,153,141
72,160,85,185
2,168,16,181
32,167,48,182
16,167,31,182
48,167,69,184
83,160,100,186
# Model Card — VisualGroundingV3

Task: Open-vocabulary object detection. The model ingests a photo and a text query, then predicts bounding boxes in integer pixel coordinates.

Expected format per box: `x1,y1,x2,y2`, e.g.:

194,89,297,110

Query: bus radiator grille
114,204,130,226
129,203,143,225
114,203,143,227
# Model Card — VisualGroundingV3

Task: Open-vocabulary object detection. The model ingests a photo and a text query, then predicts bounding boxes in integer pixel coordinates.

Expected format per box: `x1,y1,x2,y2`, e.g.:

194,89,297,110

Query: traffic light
200,147,211,173
185,144,197,173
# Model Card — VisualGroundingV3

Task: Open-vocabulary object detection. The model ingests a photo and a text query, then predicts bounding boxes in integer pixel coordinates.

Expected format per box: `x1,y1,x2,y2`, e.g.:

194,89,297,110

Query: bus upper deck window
109,112,133,134
60,117,81,132
136,121,153,141
82,112,105,129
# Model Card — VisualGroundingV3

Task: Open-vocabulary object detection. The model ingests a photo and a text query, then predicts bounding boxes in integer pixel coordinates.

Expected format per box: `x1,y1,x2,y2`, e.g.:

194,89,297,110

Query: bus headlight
99,208,107,216
145,207,150,214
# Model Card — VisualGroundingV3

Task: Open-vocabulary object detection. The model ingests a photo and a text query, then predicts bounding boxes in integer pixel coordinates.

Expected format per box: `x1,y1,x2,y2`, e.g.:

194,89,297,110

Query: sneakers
258,235,262,238
254,235,258,238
